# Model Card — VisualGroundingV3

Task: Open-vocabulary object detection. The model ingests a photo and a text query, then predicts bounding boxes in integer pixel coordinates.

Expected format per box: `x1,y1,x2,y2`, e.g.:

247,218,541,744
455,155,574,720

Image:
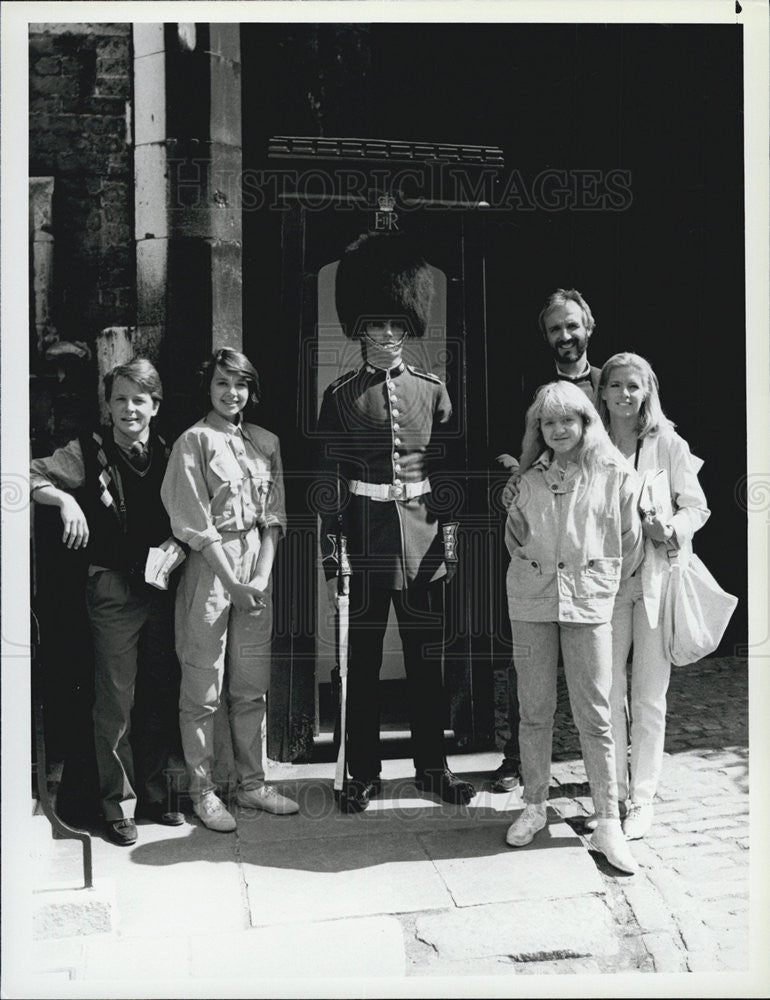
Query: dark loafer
491,758,521,793
340,777,382,814
106,818,138,846
136,803,185,826
416,769,475,805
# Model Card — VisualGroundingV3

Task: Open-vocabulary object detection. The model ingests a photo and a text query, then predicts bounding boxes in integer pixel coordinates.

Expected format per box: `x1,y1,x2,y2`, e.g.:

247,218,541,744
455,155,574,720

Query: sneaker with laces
590,818,639,874
622,802,653,840
583,800,628,832
193,791,237,832
505,802,547,847
236,785,299,815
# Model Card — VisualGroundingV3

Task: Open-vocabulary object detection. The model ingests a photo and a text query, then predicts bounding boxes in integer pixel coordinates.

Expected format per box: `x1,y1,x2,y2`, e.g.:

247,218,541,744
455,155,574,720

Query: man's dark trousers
346,575,447,781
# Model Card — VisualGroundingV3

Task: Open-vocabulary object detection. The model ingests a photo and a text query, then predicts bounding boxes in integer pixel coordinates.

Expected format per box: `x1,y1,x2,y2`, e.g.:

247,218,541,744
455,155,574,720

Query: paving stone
31,934,86,979
716,946,750,970
653,841,739,862
692,879,749,902
414,896,619,962
642,830,713,849
645,870,690,909
622,884,679,933
671,816,748,834
103,825,250,936
32,879,115,940
239,833,453,925
643,810,689,825
699,909,750,935
699,794,750,808
687,949,721,972
677,914,718,952
711,824,752,840
642,931,687,972
80,933,192,981
189,916,405,978
420,819,604,907
627,842,660,870
515,957,603,975
412,955,517,977
670,853,740,876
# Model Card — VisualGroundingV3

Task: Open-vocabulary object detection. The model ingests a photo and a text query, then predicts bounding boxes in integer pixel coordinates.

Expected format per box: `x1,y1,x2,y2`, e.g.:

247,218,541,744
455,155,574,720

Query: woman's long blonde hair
520,380,624,480
596,352,675,439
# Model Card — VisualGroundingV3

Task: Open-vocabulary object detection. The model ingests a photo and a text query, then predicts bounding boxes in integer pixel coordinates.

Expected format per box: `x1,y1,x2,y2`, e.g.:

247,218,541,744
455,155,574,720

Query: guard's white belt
348,478,431,501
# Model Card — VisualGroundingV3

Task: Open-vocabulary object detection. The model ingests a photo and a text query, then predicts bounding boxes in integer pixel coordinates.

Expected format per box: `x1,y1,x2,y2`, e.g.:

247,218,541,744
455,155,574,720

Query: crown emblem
377,193,396,212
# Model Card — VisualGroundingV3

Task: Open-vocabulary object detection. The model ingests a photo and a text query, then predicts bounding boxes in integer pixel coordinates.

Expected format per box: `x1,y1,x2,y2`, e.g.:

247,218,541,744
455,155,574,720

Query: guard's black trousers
346,577,448,780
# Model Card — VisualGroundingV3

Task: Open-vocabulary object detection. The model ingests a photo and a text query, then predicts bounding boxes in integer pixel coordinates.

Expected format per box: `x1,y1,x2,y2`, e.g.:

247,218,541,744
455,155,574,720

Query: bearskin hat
334,231,435,339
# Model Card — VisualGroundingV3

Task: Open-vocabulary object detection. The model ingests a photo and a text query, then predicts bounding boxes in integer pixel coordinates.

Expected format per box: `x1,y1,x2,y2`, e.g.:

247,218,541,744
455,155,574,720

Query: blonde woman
503,381,642,874
597,353,709,840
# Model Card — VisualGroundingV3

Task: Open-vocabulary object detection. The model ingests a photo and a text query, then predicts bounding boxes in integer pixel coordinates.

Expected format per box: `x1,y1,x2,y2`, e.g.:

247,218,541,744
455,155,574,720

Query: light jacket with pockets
505,450,644,624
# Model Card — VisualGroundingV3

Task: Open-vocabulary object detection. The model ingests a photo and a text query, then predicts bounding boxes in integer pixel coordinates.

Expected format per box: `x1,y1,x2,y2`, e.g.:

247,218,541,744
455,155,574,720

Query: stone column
133,24,243,790
133,23,242,433
29,176,56,356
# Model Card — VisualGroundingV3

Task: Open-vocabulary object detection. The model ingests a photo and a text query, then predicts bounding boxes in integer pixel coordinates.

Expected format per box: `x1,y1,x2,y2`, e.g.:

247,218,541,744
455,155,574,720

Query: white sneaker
622,802,654,840
583,800,628,832
505,803,547,847
590,818,638,874
237,785,299,815
193,791,236,832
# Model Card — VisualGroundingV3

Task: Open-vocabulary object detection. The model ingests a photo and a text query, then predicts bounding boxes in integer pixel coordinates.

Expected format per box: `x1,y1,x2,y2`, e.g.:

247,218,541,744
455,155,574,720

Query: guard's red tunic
316,361,455,590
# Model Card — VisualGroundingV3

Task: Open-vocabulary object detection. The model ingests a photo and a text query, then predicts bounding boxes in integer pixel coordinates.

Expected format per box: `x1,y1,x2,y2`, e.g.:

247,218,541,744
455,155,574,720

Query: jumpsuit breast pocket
208,451,247,523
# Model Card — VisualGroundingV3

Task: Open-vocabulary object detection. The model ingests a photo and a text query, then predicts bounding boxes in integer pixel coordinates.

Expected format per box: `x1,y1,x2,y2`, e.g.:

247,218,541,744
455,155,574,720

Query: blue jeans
511,619,619,819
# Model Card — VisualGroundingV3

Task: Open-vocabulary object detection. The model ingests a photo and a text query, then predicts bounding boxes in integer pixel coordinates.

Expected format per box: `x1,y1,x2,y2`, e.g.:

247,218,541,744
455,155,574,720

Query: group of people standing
491,287,709,874
31,349,299,844
31,231,709,877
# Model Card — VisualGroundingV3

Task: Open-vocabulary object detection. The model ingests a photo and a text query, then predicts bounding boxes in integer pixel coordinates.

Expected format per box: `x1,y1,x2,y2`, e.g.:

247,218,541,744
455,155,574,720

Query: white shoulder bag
639,466,737,665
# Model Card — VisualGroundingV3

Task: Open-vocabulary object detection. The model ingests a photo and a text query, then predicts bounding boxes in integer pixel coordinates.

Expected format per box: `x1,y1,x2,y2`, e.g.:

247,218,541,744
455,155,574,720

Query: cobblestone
494,656,750,976
642,931,687,972
622,885,678,934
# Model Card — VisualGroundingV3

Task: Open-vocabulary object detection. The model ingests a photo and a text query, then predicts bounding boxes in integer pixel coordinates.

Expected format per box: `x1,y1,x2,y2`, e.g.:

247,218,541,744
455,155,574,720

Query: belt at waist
348,478,431,501
219,525,260,537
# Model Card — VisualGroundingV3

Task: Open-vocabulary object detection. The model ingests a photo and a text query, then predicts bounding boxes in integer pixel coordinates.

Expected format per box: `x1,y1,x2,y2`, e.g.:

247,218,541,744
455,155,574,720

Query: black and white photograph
2,0,768,996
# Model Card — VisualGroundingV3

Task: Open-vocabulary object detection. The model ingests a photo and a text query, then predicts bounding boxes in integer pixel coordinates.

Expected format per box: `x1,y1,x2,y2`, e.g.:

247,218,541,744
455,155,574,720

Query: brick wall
29,23,135,349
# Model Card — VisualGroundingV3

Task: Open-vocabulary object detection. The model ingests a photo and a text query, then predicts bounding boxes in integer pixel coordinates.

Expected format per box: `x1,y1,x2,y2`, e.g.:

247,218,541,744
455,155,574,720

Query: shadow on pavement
127,772,579,872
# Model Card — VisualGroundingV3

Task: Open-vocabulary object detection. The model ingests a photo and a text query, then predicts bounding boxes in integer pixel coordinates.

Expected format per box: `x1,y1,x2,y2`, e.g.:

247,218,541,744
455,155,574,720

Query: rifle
332,468,351,795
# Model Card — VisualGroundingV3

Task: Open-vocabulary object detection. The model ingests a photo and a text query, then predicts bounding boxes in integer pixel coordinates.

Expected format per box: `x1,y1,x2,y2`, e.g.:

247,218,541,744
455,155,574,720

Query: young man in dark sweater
31,359,185,845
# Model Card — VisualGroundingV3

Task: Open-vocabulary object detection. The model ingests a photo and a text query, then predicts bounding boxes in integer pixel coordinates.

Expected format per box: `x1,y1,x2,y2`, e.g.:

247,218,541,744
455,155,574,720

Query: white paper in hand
640,469,673,521
144,543,186,590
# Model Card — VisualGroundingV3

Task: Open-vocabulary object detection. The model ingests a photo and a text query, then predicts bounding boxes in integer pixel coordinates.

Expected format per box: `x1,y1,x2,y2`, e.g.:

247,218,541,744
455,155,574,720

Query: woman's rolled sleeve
667,435,710,545
161,436,221,551
259,438,287,538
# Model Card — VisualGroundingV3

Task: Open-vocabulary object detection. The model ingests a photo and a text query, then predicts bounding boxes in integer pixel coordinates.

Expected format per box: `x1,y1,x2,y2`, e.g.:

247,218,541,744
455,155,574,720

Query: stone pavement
7,657,766,997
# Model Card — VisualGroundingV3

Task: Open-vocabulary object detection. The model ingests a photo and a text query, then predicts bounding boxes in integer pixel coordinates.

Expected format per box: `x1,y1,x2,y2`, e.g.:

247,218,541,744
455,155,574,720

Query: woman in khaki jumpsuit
162,349,298,831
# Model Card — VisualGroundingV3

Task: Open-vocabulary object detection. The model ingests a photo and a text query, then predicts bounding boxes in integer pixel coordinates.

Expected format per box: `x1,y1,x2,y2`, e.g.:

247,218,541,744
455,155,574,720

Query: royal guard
316,230,476,813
